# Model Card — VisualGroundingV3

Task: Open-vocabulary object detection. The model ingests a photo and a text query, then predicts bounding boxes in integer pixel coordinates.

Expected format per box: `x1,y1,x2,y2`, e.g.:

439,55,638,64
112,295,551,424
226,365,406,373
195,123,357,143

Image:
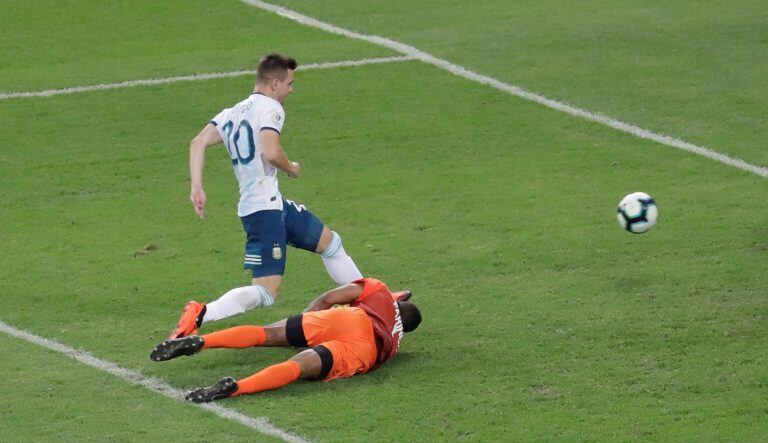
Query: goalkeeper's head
398,301,422,333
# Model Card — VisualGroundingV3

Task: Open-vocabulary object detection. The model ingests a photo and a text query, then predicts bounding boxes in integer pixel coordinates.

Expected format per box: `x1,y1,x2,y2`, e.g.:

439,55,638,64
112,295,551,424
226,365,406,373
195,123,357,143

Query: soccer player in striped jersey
169,54,364,339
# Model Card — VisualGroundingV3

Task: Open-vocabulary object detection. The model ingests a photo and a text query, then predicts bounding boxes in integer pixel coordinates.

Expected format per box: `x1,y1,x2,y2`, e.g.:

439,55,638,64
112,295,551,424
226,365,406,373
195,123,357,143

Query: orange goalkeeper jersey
350,278,404,369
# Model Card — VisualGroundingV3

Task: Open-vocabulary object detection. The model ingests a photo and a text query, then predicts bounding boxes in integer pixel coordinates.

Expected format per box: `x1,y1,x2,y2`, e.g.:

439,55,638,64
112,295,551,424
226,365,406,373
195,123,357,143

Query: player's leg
169,210,286,338
283,198,362,285
185,349,323,403
201,319,289,348
203,209,286,318
168,284,278,340
199,275,281,324
229,349,323,398
152,320,291,361
183,310,375,402
317,226,364,284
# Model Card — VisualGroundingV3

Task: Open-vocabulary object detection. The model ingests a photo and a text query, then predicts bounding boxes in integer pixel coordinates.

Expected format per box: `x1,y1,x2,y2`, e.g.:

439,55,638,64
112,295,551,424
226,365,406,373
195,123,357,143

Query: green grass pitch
1,0,767,441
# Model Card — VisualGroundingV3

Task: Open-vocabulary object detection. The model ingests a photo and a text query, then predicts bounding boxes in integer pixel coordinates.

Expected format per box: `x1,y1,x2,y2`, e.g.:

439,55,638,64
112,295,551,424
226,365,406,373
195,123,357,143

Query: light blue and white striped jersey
210,93,286,217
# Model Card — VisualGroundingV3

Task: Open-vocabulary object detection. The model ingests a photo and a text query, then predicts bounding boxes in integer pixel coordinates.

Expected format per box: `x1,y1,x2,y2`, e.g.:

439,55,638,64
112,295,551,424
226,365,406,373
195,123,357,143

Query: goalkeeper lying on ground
150,278,421,402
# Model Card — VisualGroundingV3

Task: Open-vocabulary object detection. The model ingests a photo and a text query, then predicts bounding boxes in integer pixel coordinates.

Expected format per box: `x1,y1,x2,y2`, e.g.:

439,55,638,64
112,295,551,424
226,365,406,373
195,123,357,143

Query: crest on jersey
272,245,283,260
271,113,283,125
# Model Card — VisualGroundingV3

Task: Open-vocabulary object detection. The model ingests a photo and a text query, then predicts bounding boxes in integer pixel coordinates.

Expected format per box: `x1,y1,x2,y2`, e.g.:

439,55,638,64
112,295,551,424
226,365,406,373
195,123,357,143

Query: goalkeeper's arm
303,283,364,312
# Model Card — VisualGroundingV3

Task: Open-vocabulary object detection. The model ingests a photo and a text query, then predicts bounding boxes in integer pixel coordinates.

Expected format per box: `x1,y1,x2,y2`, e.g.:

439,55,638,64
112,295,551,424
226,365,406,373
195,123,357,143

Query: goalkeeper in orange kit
150,278,421,402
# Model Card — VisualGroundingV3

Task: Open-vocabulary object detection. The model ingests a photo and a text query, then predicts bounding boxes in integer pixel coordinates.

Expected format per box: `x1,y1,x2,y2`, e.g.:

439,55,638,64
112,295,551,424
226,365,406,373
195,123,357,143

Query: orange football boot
169,301,205,339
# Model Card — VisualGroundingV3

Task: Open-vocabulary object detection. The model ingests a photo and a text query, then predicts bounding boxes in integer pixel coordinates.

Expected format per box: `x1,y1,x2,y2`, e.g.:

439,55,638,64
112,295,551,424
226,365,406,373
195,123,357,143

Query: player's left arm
303,283,363,312
189,124,222,219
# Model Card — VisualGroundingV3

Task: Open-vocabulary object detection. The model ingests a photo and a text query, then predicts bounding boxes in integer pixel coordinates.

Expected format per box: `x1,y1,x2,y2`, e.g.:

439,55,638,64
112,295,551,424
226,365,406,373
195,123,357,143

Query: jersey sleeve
258,105,285,134
352,278,388,303
208,108,229,127
207,108,231,143
206,108,230,142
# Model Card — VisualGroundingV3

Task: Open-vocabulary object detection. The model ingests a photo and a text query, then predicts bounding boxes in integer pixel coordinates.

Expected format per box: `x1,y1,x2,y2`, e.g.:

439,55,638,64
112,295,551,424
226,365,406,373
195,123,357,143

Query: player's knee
290,349,323,380
251,278,280,300
262,324,289,346
319,230,342,258
239,283,276,308
315,226,334,255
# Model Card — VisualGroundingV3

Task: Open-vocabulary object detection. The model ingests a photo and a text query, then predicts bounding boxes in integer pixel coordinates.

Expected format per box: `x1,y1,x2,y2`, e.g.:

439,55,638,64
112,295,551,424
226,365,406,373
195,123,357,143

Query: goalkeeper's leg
152,321,289,361
186,349,322,402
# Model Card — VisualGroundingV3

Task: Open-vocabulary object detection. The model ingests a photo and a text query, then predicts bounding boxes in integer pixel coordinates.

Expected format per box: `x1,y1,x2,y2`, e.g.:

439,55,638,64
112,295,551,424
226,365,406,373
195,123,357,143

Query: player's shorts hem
286,314,308,348
240,210,286,277
282,198,324,252
245,266,285,279
311,345,334,381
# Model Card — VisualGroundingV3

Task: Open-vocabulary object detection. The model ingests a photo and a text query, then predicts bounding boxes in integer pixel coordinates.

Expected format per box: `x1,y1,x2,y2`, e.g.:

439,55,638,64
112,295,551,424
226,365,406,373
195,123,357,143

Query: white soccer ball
616,192,658,234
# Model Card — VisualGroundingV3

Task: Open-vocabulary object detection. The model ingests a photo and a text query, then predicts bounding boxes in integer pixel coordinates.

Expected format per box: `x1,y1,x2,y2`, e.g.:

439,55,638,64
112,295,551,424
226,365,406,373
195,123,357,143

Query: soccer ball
616,192,658,234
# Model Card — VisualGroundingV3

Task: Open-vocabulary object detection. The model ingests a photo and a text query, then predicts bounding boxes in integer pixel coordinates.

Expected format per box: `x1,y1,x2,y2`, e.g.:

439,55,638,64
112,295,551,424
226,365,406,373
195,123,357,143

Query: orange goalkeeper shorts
286,307,377,381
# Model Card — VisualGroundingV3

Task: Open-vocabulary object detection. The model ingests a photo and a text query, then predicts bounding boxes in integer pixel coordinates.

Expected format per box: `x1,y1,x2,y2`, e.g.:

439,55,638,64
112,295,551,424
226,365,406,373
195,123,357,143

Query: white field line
0,55,412,100
0,320,310,443
242,0,768,180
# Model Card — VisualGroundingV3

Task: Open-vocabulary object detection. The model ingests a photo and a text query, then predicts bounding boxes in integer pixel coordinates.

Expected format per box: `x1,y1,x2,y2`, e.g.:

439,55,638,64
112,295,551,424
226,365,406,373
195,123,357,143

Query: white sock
201,285,275,324
320,231,363,285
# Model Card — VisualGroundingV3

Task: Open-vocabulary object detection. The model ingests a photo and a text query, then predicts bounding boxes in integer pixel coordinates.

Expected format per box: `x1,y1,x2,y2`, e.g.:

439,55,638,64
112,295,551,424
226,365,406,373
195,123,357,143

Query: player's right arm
189,123,222,219
260,130,301,178
303,283,364,312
